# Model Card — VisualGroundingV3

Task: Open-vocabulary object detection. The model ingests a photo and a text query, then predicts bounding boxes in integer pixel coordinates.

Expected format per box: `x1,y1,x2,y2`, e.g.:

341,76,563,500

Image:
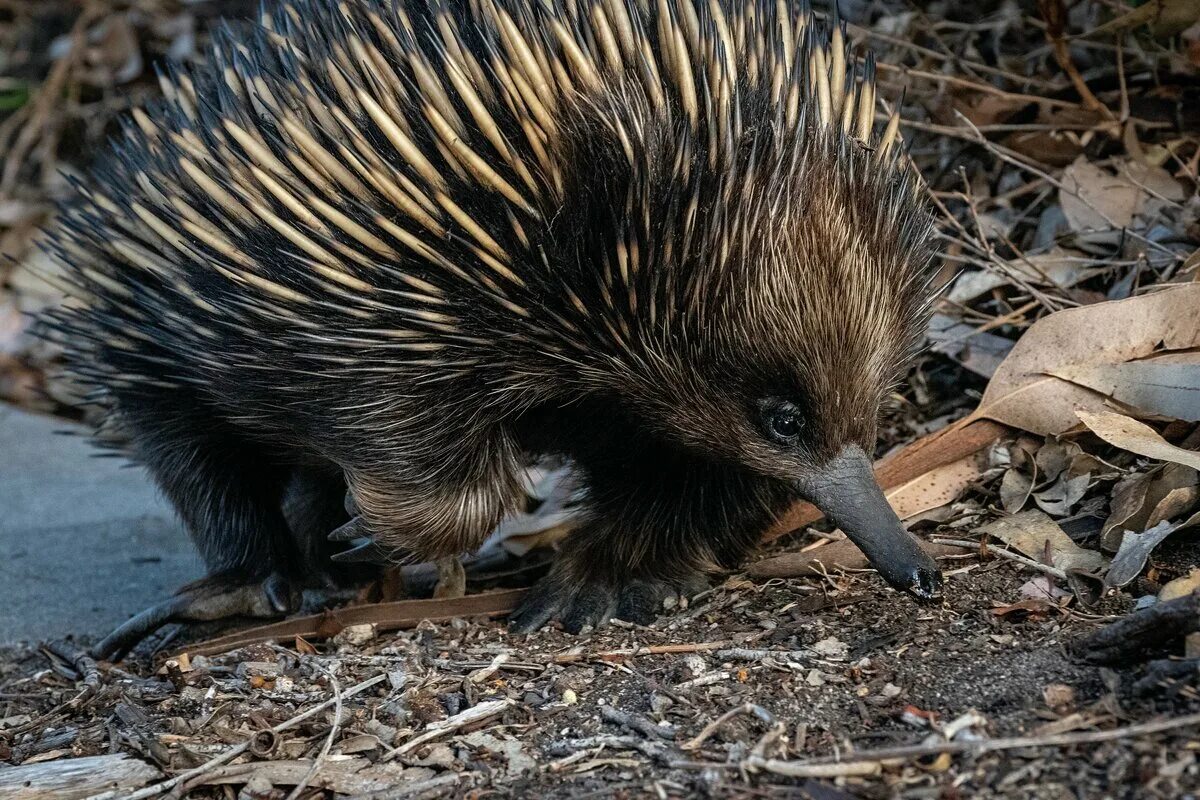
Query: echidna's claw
509,570,708,634
91,571,300,661
330,537,391,564
328,515,366,542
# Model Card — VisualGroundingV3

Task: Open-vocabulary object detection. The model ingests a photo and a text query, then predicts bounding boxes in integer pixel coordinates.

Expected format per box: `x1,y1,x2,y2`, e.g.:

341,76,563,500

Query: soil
2,555,1197,799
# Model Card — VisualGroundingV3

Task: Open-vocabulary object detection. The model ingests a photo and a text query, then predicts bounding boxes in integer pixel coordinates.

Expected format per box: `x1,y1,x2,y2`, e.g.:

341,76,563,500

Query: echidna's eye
763,401,804,443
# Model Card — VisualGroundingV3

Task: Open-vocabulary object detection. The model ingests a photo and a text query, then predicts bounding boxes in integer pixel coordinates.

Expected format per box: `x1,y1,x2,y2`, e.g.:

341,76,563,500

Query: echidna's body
46,0,940,651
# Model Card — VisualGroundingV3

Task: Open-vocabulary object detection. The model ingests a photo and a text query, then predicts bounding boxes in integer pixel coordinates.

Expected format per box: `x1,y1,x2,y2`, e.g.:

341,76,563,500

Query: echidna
43,0,942,656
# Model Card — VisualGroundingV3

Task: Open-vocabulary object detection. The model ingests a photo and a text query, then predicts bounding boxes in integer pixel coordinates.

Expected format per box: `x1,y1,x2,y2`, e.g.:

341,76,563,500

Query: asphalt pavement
0,406,201,644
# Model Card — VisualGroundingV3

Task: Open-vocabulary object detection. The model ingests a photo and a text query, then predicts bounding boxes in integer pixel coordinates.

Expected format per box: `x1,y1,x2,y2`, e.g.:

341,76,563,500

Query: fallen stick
748,540,963,579
183,589,525,657
0,754,161,800
383,698,514,760
675,710,1200,774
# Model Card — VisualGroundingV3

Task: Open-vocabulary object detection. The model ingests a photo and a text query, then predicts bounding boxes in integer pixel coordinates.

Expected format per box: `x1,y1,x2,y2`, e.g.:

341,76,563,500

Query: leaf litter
2,0,1200,796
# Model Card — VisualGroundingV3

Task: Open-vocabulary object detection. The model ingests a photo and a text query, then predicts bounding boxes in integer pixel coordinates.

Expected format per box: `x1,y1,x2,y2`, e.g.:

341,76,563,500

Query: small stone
677,654,708,681
236,661,280,679
1042,683,1075,713
880,683,902,699
333,623,376,646
810,636,848,659
562,688,578,705
805,669,825,686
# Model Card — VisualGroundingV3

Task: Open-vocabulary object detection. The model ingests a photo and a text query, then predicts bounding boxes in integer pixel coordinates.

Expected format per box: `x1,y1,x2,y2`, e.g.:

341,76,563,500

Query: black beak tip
907,566,944,601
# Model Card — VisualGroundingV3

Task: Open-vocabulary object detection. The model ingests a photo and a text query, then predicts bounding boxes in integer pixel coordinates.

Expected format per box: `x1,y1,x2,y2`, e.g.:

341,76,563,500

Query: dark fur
41,0,937,631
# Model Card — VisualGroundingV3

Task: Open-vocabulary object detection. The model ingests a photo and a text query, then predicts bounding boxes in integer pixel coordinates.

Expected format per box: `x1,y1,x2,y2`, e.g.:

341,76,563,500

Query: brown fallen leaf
1077,409,1200,471
972,284,1200,435
980,510,1108,574
991,597,1057,619
1102,463,1198,549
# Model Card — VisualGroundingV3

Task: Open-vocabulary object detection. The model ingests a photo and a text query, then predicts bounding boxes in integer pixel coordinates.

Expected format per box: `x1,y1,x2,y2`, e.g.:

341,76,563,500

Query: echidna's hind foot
509,561,708,634
90,571,300,661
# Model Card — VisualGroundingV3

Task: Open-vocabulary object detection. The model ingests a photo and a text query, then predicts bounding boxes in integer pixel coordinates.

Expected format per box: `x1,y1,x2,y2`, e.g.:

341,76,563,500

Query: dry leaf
974,285,1200,435
1101,464,1198,550
887,451,986,520
1000,467,1034,513
1051,353,1200,422
947,249,1093,304
1033,472,1091,517
1160,567,1200,601
1059,157,1186,232
1077,409,1200,471
928,315,1014,378
980,510,1108,574
1104,521,1178,589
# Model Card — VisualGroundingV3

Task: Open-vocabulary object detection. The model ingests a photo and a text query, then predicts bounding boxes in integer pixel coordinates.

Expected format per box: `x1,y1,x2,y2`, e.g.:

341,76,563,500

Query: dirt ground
2,553,1197,799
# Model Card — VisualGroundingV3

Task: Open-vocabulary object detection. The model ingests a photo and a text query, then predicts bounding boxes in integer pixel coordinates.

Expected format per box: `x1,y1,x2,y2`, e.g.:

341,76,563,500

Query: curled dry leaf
973,285,1200,435
1102,463,1198,550
1077,409,1200,471
947,249,1095,305
980,510,1108,574
1104,521,1179,589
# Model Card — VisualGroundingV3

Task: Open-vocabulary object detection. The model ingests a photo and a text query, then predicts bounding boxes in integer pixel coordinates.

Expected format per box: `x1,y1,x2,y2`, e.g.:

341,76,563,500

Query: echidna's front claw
509,566,707,635
328,515,394,563
328,515,366,542
330,537,392,564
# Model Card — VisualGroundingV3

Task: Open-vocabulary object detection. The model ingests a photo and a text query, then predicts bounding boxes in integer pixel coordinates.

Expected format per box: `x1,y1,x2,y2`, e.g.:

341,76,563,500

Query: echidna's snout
796,446,943,601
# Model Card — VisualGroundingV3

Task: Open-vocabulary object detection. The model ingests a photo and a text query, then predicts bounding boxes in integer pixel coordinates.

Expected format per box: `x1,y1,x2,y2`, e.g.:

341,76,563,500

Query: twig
715,648,810,663
343,772,462,800
84,674,388,800
930,537,1068,580
600,706,675,740
682,703,775,751
1038,0,1113,118
675,671,729,690
284,662,342,800
1071,591,1200,665
675,712,1200,771
743,757,881,778
950,111,1179,261
43,640,100,692
384,698,513,760
553,641,733,664
546,735,674,763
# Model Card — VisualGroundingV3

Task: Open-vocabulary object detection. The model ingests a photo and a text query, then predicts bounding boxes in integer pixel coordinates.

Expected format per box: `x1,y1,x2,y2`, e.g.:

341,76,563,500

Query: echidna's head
553,96,941,598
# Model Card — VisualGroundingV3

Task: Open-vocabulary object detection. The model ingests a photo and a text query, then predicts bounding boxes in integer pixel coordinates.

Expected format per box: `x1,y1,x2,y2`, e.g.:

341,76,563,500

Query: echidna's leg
91,402,301,658
329,433,527,567
281,463,379,588
508,515,713,634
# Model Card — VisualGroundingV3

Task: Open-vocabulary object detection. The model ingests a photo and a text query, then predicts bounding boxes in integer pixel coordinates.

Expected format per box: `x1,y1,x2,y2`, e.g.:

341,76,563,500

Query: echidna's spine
42,0,911,414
